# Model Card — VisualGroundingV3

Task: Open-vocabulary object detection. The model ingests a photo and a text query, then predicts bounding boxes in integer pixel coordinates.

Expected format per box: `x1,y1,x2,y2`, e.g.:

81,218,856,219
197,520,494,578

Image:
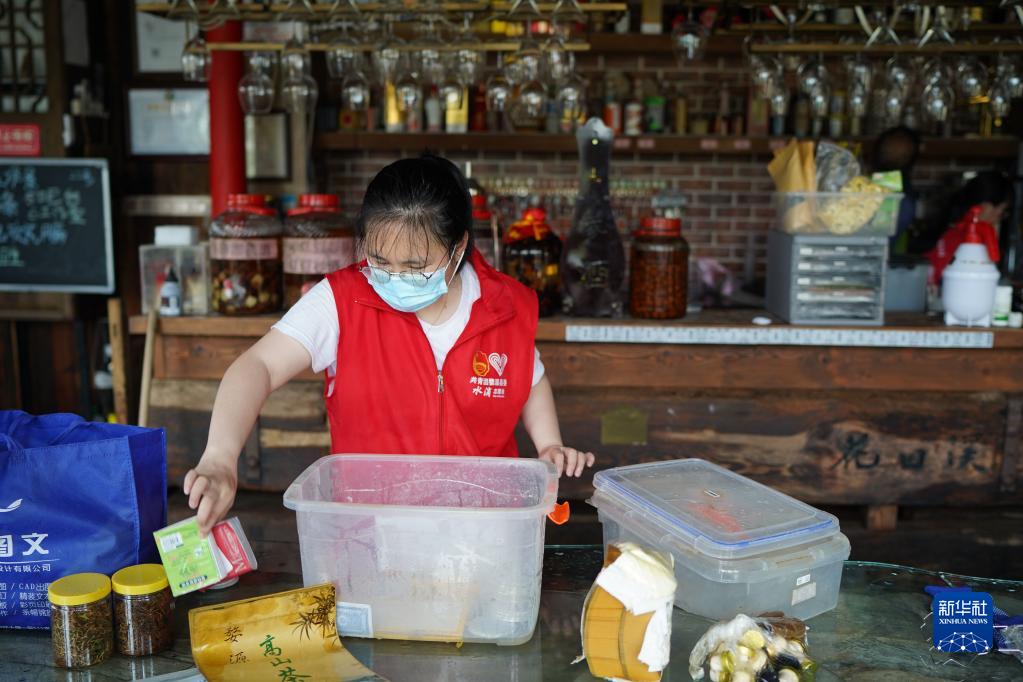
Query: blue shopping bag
0,411,167,629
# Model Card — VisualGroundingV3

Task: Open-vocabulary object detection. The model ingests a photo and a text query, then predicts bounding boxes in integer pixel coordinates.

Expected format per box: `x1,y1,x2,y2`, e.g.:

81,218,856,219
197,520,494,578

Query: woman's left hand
539,445,595,478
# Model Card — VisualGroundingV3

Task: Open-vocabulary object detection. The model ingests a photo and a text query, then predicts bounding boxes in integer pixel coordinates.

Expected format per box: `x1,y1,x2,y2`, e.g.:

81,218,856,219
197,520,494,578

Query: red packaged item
928,205,1000,284
154,516,258,596
209,517,258,586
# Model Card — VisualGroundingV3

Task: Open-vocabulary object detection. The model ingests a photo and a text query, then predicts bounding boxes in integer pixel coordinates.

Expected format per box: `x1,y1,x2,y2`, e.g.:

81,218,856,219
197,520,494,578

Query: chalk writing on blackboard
0,159,112,293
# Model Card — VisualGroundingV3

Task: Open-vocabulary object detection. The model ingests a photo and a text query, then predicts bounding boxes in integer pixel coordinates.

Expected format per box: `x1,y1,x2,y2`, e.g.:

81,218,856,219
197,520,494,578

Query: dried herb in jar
49,573,114,669
112,564,175,656
115,587,174,656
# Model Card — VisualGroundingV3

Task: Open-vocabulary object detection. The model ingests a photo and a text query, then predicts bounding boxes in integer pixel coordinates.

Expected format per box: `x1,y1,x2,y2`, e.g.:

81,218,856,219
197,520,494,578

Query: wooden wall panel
149,377,1019,507
154,336,319,381
537,342,1023,393
150,379,326,491
0,322,19,408
17,321,80,414
148,333,1021,394
527,388,1014,504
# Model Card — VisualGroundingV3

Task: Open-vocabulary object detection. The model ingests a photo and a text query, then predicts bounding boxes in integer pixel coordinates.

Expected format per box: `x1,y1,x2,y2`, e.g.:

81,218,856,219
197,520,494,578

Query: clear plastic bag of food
689,612,818,682
815,142,860,193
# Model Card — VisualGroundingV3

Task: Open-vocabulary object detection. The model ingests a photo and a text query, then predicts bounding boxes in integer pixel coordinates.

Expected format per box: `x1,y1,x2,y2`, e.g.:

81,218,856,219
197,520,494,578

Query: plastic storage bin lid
284,454,558,517
592,458,839,560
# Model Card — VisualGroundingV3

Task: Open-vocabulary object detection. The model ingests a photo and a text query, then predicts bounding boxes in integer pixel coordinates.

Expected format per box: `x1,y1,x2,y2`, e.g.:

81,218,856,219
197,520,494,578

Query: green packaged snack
870,171,903,234
154,517,257,597
870,170,903,192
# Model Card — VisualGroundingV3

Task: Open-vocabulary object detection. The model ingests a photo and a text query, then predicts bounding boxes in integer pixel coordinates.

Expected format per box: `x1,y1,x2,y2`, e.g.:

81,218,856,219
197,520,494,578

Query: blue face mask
362,248,464,313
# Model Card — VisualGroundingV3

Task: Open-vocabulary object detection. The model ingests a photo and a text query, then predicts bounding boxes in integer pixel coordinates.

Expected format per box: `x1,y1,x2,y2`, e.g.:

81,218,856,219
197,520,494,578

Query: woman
185,156,595,534
927,170,1012,283
872,126,921,244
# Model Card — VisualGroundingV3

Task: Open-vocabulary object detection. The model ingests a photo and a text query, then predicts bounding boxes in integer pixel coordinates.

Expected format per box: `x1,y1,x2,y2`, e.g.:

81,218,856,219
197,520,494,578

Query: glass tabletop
3,547,1021,681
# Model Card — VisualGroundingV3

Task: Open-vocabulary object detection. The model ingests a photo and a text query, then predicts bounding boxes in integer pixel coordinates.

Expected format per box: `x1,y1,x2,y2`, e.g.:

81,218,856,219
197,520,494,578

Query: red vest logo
473,351,490,377
470,351,510,399
472,351,509,377
487,353,508,376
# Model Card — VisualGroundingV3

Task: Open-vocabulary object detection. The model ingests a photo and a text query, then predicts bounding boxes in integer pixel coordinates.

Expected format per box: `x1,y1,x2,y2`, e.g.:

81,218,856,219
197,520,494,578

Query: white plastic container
283,454,558,645
590,459,850,622
942,242,1000,327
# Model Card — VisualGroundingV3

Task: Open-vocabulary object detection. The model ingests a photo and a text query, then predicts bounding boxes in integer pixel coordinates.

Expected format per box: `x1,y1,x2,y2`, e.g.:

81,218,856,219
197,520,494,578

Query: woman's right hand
182,330,312,536
183,455,238,537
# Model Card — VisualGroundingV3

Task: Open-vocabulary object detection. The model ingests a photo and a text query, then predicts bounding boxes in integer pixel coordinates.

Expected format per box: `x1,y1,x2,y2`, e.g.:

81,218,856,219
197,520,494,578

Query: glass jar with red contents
629,216,689,319
209,194,283,315
502,207,562,317
283,194,355,306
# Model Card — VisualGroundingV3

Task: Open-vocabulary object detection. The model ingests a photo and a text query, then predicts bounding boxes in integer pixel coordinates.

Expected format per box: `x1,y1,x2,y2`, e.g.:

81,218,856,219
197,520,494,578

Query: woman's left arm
521,374,596,477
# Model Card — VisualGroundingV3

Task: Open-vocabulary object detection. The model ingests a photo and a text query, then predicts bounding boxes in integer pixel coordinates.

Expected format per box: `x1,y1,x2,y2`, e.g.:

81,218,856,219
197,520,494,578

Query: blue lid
592,459,839,560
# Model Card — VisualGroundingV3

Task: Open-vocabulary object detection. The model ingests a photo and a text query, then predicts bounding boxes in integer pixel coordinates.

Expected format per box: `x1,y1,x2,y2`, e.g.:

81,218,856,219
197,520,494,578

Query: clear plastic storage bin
590,459,850,621
775,192,904,236
139,244,209,315
283,454,559,645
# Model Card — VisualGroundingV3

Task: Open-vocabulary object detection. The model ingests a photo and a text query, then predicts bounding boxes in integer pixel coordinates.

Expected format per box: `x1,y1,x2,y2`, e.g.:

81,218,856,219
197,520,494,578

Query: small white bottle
992,285,1013,327
159,266,182,317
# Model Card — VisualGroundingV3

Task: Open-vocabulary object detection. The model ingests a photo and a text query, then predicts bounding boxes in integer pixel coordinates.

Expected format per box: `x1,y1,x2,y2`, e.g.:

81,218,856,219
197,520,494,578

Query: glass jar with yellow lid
112,563,175,656
48,572,113,668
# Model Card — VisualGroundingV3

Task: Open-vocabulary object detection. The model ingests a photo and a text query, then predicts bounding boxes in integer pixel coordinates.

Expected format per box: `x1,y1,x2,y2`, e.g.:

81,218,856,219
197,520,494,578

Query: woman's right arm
183,329,312,535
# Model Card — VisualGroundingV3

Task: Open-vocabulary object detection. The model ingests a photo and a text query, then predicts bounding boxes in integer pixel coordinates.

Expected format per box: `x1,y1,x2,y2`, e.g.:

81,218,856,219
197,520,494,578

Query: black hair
948,170,1013,222
873,126,921,172
916,169,1014,253
356,154,473,270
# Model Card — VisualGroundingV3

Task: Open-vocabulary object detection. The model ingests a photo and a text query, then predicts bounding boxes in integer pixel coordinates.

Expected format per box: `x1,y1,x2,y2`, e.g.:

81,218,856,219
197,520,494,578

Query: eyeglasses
360,251,456,289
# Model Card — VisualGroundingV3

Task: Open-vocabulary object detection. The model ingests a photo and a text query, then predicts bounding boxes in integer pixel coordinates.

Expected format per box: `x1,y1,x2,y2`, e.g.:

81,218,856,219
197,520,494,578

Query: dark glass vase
561,118,626,317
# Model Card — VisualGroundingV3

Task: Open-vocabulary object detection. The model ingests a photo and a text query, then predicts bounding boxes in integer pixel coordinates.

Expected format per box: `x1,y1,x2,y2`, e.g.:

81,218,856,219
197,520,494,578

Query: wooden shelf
751,42,1023,55
314,131,1019,159
316,131,578,154
129,312,1023,349
135,2,626,20
586,32,744,55
724,22,1023,35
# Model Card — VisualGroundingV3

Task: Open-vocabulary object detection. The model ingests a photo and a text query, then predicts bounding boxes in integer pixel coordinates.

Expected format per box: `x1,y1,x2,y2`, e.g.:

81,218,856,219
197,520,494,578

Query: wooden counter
130,311,1023,528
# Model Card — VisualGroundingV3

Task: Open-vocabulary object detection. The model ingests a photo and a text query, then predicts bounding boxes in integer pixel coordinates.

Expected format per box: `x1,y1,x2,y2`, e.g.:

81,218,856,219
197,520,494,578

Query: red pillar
206,21,245,216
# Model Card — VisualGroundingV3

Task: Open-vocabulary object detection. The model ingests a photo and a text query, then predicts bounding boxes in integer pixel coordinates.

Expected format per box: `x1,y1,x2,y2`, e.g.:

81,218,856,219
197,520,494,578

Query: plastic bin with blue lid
589,458,850,621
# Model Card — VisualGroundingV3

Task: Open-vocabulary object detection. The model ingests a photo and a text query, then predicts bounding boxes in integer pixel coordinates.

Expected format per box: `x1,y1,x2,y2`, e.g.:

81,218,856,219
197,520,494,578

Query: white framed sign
135,2,188,73
129,88,210,156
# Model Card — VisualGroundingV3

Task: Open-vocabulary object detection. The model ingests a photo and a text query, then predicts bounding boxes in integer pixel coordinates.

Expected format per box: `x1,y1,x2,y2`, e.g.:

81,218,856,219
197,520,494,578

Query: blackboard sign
0,158,113,293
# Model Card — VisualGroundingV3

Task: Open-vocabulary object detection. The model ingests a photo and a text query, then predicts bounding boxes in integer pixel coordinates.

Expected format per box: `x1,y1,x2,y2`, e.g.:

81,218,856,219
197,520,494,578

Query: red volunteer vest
324,248,539,457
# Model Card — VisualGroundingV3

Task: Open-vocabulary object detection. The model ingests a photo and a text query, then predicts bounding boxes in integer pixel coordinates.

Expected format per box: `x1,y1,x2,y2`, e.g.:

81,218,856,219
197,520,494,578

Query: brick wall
321,53,1003,281
325,149,995,280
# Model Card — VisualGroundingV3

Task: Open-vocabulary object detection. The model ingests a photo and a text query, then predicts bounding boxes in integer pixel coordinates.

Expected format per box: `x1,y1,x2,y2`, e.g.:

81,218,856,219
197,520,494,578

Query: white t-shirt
273,263,545,386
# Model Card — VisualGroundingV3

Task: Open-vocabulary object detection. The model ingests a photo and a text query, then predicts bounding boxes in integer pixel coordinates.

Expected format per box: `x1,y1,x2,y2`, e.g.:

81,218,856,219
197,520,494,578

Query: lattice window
0,0,47,114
